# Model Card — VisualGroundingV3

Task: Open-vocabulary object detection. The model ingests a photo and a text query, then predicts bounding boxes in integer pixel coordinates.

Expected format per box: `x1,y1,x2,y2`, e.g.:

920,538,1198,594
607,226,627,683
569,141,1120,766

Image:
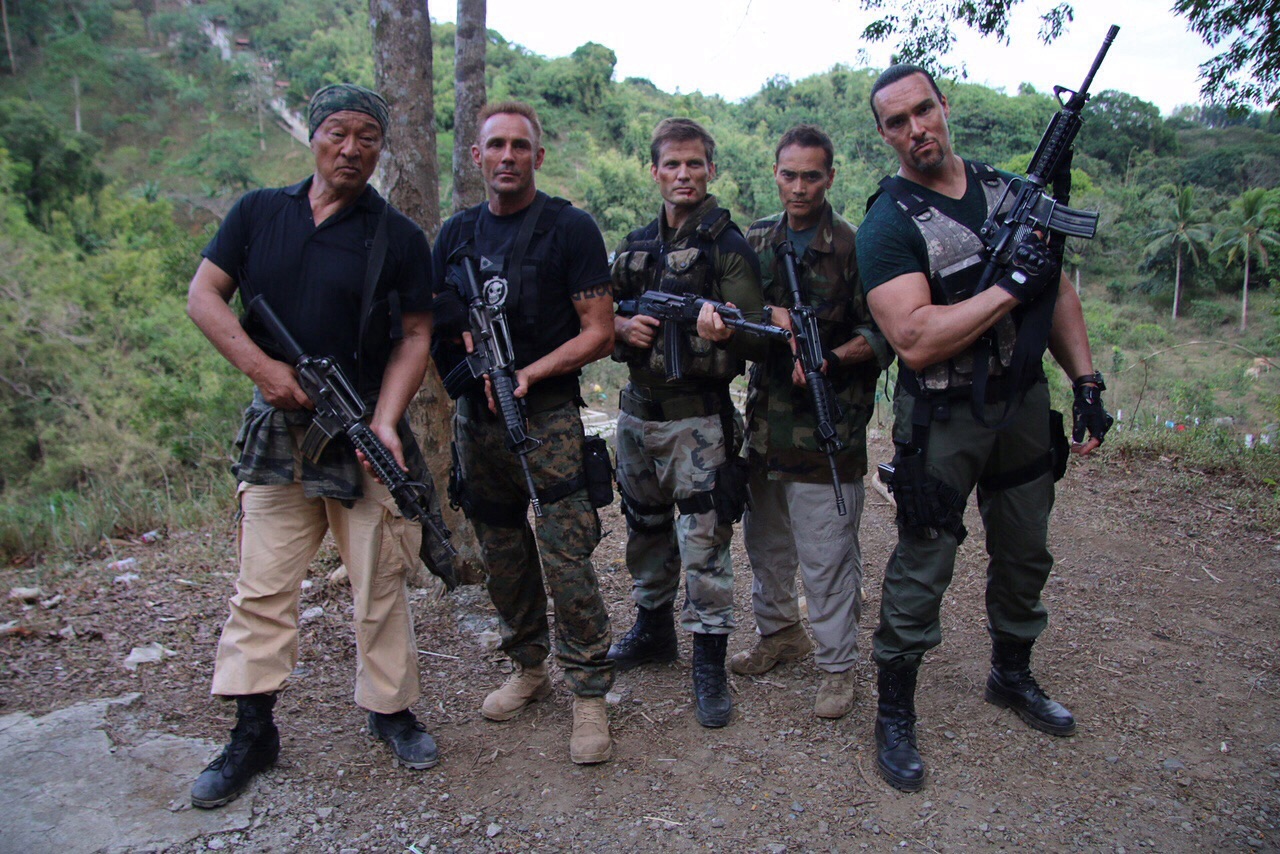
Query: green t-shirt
856,162,1014,294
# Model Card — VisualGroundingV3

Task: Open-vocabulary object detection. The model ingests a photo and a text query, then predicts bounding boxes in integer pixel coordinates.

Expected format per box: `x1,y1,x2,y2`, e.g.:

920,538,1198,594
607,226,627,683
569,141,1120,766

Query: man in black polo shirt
186,84,443,808
432,101,616,764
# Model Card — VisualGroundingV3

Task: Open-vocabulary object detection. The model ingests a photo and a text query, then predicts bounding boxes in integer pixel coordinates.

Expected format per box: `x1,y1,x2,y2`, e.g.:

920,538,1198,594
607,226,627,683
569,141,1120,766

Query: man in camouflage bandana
186,82,445,808
735,125,892,721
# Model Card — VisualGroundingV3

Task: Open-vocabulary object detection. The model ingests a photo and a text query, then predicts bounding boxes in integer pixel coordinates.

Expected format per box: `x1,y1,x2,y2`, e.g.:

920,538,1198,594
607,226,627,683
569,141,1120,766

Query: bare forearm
1048,277,1095,381
871,282,1018,373
186,260,275,386
371,317,432,431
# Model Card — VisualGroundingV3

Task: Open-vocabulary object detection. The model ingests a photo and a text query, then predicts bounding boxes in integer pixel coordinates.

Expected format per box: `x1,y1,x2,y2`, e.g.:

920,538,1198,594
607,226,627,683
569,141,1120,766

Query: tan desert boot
569,696,612,764
729,622,813,675
814,669,857,719
481,662,552,721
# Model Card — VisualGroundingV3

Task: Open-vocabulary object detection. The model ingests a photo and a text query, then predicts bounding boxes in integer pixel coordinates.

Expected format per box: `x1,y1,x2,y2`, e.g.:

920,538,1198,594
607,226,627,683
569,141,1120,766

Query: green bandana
307,83,390,139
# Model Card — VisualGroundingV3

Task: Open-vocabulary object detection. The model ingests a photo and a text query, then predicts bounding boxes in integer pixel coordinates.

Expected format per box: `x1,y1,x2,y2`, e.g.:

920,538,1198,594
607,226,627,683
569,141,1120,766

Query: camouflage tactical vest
879,162,1017,394
611,204,742,383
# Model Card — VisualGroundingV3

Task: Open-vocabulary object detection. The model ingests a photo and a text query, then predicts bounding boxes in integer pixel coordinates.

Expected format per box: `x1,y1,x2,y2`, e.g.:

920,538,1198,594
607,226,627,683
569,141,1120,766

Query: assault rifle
616,290,791,381
776,241,847,516
440,254,544,517
975,24,1119,293
245,296,457,561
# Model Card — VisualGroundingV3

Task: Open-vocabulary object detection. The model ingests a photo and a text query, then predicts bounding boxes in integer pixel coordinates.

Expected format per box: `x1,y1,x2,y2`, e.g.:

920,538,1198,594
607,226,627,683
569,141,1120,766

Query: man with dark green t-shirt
856,65,1112,793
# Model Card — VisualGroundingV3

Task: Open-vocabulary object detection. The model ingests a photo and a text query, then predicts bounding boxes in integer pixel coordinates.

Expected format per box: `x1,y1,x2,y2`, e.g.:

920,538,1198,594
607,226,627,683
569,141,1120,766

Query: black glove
1072,373,1114,445
995,233,1056,303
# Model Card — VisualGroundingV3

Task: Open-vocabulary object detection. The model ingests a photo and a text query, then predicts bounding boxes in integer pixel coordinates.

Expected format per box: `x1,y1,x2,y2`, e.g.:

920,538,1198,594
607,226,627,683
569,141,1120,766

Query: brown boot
481,662,552,722
814,669,856,719
729,623,813,675
569,696,613,764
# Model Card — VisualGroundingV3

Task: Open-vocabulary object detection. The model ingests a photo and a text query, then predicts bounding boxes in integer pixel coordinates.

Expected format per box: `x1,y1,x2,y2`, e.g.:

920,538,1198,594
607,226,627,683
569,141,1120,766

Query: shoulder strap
877,176,933,219
357,197,390,353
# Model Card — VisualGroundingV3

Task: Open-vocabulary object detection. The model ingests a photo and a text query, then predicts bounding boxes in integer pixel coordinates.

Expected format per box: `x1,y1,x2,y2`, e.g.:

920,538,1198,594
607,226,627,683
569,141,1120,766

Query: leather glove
1072,375,1114,445
995,233,1056,303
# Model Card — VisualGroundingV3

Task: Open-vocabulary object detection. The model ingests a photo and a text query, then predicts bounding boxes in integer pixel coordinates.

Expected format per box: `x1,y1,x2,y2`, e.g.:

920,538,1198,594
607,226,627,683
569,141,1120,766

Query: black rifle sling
505,191,547,322
356,197,390,370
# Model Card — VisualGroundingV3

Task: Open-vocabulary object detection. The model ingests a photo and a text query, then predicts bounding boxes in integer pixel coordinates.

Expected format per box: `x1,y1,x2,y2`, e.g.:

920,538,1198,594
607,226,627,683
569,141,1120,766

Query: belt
619,384,728,421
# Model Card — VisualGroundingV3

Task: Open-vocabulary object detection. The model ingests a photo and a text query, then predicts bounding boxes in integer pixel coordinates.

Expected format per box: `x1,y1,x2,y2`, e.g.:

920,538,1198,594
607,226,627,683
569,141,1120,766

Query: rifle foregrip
348,424,423,519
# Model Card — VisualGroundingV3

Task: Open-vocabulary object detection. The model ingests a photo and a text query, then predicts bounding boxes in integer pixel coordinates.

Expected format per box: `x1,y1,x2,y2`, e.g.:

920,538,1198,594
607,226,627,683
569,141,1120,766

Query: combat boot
691,633,732,727
368,709,439,769
607,602,678,671
481,662,552,721
985,638,1076,736
569,696,613,764
875,665,924,792
191,694,280,808
814,669,857,719
729,622,813,675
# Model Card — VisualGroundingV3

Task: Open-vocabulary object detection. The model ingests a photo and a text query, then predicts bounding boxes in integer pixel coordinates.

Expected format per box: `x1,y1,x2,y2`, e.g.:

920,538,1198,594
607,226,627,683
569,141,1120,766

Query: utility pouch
883,448,967,543
711,456,752,525
1050,409,1069,482
583,436,614,509
447,441,467,512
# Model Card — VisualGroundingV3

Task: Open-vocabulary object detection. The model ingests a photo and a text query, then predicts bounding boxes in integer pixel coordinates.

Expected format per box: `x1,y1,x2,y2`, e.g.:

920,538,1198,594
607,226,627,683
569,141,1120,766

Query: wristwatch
1073,371,1105,390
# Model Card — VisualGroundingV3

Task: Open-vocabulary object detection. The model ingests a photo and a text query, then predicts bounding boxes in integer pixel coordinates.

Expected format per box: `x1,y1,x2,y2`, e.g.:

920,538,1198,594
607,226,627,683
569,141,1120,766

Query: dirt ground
3,432,1278,853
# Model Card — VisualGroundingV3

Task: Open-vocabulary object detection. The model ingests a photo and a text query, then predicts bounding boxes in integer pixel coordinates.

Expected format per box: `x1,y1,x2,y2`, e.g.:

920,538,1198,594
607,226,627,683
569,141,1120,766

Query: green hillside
1,0,1278,557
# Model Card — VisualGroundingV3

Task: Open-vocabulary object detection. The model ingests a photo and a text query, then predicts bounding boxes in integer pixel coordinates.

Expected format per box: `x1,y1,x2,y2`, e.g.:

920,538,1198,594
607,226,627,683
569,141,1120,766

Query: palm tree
1144,186,1212,320
1214,189,1280,331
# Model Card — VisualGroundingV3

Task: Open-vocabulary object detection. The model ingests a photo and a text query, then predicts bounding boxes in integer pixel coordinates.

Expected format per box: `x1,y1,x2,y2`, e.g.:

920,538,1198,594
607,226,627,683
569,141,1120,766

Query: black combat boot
875,665,925,792
369,709,440,769
985,638,1076,736
691,632,732,727
191,694,280,808
607,602,678,671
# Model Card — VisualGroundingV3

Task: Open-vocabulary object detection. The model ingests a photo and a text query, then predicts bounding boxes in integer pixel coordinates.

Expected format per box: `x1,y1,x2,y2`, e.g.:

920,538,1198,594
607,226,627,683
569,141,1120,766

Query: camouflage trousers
454,399,613,697
615,409,739,635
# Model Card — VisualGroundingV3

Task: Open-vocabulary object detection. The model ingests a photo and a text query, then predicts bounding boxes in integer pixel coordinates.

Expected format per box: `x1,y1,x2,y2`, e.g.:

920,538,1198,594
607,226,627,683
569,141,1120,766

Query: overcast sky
431,0,1217,115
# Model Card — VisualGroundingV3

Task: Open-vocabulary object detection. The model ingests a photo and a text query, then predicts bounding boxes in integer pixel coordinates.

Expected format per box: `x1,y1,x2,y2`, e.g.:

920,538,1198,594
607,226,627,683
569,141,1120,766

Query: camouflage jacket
744,204,893,482
232,387,430,503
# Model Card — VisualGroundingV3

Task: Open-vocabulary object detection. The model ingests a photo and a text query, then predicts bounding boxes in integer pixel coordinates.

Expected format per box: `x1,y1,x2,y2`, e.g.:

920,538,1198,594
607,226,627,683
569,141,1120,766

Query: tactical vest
611,205,742,383
877,162,1018,395
445,192,573,368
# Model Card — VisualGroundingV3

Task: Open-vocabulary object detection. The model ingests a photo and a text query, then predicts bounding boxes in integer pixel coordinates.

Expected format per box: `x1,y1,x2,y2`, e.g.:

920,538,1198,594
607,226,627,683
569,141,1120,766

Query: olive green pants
873,381,1056,669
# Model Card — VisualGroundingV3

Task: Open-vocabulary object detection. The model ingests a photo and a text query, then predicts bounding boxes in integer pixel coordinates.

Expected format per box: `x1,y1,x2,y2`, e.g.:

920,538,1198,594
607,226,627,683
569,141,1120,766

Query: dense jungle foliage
2,0,1279,557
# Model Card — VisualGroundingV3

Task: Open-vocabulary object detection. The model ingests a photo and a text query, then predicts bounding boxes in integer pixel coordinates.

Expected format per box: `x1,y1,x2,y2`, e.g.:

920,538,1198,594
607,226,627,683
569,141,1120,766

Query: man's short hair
775,124,835,171
477,101,543,147
869,65,945,127
650,118,716,167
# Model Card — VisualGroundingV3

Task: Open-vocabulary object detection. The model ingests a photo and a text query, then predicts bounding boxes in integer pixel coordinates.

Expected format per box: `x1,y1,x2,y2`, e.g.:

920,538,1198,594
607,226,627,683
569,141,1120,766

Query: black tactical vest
611,204,742,382
877,161,1019,395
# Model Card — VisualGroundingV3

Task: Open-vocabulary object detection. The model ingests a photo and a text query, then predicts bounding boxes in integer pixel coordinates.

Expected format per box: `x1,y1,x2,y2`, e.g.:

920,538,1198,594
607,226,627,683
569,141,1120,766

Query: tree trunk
2,0,17,75
1241,241,1250,331
72,73,81,132
1172,248,1181,321
370,0,483,582
451,0,486,213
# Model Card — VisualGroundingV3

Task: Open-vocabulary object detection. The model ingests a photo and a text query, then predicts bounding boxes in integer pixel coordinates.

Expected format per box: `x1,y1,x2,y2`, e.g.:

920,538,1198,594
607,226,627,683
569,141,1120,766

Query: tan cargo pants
210,470,422,714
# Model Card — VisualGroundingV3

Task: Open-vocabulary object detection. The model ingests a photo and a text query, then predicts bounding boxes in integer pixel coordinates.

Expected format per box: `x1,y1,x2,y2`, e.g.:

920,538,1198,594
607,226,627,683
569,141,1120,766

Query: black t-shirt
432,194,611,371
203,178,433,390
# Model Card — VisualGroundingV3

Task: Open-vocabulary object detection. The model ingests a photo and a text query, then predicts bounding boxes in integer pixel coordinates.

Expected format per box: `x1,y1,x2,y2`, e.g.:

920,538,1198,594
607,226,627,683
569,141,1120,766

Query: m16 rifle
440,254,544,518
615,290,791,381
245,296,458,566
775,241,847,516
976,24,1119,293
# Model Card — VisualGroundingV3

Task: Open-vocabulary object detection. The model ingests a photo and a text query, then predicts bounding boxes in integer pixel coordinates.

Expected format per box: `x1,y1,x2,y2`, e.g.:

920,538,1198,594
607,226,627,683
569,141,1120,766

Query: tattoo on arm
572,283,613,301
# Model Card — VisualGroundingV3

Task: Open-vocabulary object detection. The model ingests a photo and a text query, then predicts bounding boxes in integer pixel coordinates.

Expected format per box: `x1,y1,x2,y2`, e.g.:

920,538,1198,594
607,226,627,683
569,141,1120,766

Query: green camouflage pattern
614,409,741,634
455,400,614,697
307,83,389,138
744,205,891,483
611,194,767,393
